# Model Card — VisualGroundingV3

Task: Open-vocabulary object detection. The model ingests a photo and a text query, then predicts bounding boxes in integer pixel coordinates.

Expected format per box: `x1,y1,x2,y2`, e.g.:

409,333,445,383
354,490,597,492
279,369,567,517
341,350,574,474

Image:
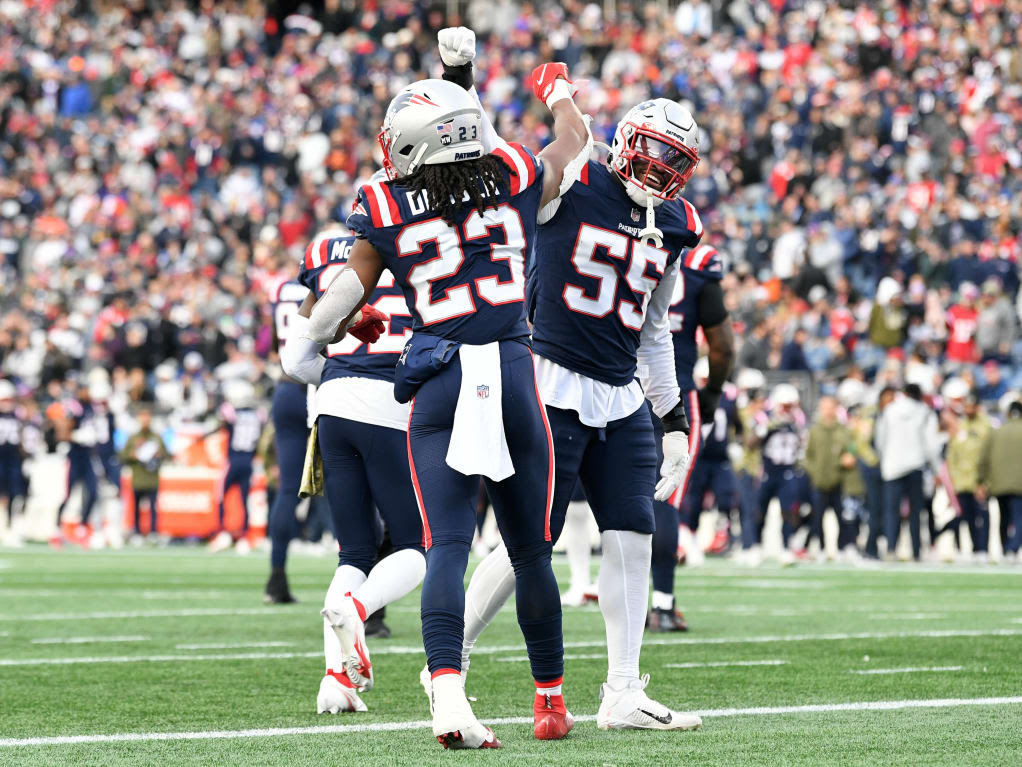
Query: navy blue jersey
270,278,310,350
64,399,96,455
298,233,412,384
760,412,806,472
223,406,262,460
346,144,544,345
667,244,723,390
0,410,22,461
91,403,115,454
698,390,737,462
529,161,702,386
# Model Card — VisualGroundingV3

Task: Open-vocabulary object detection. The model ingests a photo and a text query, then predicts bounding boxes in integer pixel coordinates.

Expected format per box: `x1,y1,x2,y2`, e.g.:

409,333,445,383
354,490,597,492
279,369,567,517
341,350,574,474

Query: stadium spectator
979,399,1022,561
803,395,854,558
976,280,1017,363
941,380,993,561
120,407,169,543
875,383,941,561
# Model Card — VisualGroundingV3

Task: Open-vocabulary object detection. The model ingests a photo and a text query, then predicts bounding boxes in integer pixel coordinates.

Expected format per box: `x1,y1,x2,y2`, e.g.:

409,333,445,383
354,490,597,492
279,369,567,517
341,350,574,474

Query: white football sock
563,500,593,592
598,529,652,689
461,543,515,674
323,565,366,672
352,548,426,617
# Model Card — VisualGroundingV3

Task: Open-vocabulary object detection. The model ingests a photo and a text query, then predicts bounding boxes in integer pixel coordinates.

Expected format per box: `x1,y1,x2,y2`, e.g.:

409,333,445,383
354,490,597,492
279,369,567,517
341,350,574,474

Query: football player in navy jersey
88,380,120,500
298,50,588,747
0,380,26,539
754,383,809,562
680,358,740,557
441,28,704,732
649,242,734,631
263,270,313,603
55,382,100,544
282,223,425,717
208,380,263,553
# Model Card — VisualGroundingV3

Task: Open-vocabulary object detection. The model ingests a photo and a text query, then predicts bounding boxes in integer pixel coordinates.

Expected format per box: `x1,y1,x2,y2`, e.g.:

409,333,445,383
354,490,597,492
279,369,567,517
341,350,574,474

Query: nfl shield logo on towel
476,384,489,399
631,208,640,222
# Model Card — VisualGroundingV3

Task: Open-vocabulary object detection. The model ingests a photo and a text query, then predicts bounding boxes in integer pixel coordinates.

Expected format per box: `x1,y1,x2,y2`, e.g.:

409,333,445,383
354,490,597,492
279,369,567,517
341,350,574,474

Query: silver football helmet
378,79,483,179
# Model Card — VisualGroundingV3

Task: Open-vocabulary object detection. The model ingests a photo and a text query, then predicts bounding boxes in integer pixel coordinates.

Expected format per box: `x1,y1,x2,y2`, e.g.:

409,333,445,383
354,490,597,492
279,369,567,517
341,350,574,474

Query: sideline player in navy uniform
0,380,26,538
441,27,704,732
649,242,734,631
55,382,100,544
208,380,263,553
283,224,425,716
300,60,588,748
681,358,740,556
263,270,313,603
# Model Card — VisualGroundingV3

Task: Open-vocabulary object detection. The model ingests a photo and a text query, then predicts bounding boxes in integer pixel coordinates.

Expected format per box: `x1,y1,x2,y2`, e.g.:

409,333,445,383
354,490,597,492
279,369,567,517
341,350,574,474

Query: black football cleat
364,610,391,639
264,568,297,604
646,600,689,632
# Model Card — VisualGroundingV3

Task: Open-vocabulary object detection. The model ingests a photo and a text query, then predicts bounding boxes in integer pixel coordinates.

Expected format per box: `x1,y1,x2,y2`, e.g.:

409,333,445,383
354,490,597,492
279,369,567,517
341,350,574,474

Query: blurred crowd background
0,0,1020,553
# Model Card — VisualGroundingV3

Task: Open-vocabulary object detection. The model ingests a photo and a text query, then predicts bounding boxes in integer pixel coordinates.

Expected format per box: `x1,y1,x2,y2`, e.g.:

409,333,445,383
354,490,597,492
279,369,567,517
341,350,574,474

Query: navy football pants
408,341,562,683
545,402,657,542
317,414,423,574
269,382,309,568
57,449,97,526
758,466,802,547
218,456,253,533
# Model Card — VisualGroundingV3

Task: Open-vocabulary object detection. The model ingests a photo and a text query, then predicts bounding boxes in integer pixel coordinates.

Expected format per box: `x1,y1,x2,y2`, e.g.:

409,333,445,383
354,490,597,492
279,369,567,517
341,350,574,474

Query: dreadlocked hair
395,155,512,222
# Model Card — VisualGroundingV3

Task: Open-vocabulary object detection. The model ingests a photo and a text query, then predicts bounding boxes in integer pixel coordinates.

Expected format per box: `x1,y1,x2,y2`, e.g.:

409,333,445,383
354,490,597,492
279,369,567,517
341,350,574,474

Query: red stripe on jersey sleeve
681,198,703,238
380,183,402,224
303,241,316,270
363,186,384,228
318,237,329,266
579,163,589,185
509,143,536,187
492,147,522,194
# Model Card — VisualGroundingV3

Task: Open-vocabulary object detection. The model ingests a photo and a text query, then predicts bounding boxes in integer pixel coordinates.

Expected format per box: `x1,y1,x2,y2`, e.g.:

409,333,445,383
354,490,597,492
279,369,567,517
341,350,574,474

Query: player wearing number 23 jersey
308,70,589,748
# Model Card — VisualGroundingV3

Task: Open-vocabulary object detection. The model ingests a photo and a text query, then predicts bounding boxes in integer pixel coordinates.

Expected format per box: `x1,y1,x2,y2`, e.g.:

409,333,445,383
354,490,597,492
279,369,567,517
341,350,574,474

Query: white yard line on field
30,636,150,645
4,628,1021,667
0,607,298,622
2,696,1021,748
867,613,946,620
665,660,790,669
175,641,294,650
850,666,964,675
496,653,608,663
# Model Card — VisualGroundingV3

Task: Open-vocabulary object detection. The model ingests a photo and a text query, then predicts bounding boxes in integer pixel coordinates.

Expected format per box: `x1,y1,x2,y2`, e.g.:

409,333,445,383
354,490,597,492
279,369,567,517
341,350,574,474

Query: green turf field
1,548,1020,766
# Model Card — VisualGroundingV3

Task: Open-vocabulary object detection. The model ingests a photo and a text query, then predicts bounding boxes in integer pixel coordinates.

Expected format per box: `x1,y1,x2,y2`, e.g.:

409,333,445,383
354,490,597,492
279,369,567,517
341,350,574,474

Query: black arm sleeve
697,280,728,329
442,62,474,91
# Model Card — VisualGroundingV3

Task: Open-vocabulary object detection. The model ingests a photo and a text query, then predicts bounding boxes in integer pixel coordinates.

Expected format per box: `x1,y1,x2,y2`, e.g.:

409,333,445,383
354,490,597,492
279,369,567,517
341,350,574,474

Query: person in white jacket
874,383,941,560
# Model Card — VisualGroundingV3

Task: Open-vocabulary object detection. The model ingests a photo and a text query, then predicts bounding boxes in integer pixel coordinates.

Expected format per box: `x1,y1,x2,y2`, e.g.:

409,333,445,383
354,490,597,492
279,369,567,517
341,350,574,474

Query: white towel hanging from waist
446,342,515,481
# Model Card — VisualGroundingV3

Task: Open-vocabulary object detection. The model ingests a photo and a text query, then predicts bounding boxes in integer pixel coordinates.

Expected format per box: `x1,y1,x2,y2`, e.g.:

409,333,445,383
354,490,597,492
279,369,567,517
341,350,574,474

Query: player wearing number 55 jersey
283,224,426,718
462,97,705,733
302,63,589,749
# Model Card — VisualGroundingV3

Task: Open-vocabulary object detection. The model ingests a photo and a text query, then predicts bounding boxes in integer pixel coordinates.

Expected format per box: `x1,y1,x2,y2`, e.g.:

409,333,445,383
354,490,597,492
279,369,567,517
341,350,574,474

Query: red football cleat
534,693,574,740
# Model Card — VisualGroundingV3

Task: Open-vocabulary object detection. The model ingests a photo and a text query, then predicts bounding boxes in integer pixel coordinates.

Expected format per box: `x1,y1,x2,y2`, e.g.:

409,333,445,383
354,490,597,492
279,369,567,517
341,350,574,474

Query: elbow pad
307,268,365,346
282,315,326,386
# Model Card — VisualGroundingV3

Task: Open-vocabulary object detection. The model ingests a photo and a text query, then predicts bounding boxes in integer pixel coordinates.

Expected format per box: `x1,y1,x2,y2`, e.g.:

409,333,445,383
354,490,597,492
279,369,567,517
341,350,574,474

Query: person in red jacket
946,282,980,364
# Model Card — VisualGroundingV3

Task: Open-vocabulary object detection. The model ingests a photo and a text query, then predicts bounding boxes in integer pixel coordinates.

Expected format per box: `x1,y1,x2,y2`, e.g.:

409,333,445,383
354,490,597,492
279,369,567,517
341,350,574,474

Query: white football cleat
208,530,233,553
322,597,373,691
234,537,251,555
597,674,702,731
431,673,500,749
317,672,367,714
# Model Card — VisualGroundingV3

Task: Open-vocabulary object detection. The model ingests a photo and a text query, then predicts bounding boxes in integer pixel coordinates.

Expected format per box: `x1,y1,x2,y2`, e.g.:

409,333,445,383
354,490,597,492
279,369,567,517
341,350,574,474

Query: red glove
528,63,573,106
348,304,387,344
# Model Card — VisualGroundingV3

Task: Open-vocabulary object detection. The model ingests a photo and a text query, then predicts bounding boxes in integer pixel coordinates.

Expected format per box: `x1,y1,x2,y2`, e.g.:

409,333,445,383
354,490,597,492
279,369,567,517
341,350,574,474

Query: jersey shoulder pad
659,196,703,249
491,142,543,196
682,244,723,280
347,180,403,234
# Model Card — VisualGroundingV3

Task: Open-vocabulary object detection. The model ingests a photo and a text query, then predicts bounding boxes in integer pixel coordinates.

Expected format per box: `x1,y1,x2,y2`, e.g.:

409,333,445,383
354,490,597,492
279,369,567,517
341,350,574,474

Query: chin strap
638,197,663,248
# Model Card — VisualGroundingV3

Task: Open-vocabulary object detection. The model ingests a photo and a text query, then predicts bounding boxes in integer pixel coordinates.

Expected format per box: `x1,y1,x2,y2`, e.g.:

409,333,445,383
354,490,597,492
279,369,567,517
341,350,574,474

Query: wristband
545,79,575,110
661,401,690,435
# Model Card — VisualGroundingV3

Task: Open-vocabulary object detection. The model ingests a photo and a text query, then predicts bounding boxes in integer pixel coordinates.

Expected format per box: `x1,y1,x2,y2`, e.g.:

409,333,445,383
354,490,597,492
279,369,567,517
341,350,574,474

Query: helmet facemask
613,121,699,204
